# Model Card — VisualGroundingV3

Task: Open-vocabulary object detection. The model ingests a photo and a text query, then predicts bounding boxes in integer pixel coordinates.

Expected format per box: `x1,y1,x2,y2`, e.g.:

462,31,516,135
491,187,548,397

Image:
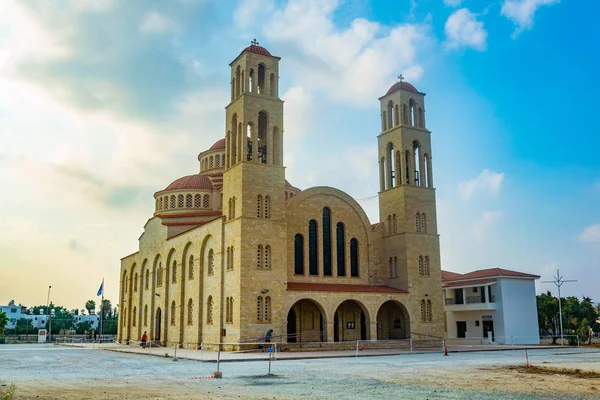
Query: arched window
256,296,263,322
207,249,214,275
164,196,169,209
388,215,392,236
186,194,192,208
426,300,432,322
395,104,400,127
230,246,234,270
159,197,163,210
249,69,254,93
132,307,137,327
189,255,194,279
124,273,128,294
178,194,184,208
172,261,177,283
187,298,193,325
420,300,426,322
170,195,176,208
134,273,138,292
413,141,421,186
403,104,408,125
203,194,210,209
228,198,232,219
216,154,220,167
241,70,245,93
157,265,163,287
225,298,230,323
232,197,236,218
350,238,359,277
387,100,393,128
145,270,149,290
409,99,416,126
144,305,148,326
264,196,270,218
207,296,213,324
393,256,398,278
257,195,263,217
389,257,393,278
309,220,318,276
424,256,430,276
269,73,275,96
416,213,421,233
264,296,271,322
393,214,398,234
336,222,345,277
209,156,213,168
421,213,427,233
387,142,395,188
265,245,271,269
257,245,263,268
294,234,304,275
257,64,265,94
194,194,201,208
170,301,176,325
322,207,332,276
229,298,234,323
235,65,240,97
418,256,424,276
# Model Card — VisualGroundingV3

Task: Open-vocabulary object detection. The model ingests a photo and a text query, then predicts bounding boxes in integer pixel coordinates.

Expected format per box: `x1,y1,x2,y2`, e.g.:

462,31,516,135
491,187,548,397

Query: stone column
369,320,378,341
326,320,335,342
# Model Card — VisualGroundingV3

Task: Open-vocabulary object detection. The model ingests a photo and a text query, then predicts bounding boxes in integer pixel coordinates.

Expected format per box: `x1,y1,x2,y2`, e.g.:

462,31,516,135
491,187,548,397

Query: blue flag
97,282,103,296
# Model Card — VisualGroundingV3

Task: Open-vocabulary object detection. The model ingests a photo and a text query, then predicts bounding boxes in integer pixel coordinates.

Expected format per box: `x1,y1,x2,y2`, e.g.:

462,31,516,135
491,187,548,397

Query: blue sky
0,0,598,309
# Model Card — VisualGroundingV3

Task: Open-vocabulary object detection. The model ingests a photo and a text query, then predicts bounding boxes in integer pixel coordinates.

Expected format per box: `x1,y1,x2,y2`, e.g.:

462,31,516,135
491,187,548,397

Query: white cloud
472,210,502,242
445,8,487,51
458,169,505,200
501,0,560,37
139,11,177,34
444,0,463,7
262,0,430,106
580,224,600,249
234,0,275,29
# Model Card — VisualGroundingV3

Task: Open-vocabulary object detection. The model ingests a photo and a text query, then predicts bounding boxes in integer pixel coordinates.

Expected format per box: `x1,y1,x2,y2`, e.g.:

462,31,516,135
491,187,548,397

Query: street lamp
46,285,52,342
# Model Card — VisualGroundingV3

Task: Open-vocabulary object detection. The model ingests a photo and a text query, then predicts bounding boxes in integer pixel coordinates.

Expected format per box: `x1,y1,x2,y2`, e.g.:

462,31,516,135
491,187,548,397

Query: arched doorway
333,300,369,341
287,299,326,343
377,301,410,340
155,308,162,341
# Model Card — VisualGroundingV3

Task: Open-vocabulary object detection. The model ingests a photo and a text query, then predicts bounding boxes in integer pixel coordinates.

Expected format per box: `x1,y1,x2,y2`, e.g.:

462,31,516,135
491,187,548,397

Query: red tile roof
443,278,496,289
209,138,225,150
386,81,421,95
243,44,273,57
287,282,407,294
442,268,540,282
164,174,214,191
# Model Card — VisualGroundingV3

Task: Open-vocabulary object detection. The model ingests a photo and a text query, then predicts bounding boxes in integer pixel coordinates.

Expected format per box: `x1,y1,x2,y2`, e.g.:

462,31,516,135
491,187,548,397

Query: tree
0,311,8,337
537,291,559,344
537,292,599,345
15,318,34,335
75,321,92,335
100,299,112,319
85,300,96,315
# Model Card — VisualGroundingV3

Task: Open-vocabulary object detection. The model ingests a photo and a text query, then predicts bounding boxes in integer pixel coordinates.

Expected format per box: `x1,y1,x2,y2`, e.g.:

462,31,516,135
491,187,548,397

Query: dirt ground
2,345,600,399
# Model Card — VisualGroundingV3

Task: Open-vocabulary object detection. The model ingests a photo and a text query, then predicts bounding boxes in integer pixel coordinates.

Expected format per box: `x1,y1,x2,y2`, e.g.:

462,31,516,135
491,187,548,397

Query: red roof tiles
209,138,225,150
441,268,540,282
164,174,214,191
385,81,420,95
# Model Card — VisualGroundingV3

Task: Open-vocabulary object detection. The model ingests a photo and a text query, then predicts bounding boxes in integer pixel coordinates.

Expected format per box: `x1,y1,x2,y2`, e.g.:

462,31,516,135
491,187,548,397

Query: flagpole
100,278,104,342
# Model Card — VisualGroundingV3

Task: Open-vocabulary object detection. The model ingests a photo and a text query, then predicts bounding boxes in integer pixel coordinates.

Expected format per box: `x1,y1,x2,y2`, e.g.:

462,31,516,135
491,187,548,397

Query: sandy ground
1,345,600,399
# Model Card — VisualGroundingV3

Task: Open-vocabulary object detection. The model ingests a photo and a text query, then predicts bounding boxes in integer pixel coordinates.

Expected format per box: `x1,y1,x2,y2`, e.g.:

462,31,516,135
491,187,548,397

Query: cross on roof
397,74,404,83
251,39,259,46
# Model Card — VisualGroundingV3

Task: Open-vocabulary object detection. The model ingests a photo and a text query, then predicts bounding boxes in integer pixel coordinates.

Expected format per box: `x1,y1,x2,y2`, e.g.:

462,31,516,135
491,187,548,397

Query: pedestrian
93,330,97,342
141,331,148,348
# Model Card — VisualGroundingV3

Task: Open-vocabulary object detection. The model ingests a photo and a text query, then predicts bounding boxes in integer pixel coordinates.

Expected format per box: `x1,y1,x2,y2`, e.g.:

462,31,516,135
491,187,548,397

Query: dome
385,81,420,95
242,43,273,57
209,138,226,150
165,174,213,191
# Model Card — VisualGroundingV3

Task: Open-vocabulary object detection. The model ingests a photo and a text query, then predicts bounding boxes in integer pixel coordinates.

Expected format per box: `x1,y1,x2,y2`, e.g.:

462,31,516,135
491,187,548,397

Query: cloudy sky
1,0,598,310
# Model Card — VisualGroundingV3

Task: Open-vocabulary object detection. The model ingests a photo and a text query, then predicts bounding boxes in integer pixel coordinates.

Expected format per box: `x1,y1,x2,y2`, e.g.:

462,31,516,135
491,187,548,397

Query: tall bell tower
377,78,444,336
222,40,287,341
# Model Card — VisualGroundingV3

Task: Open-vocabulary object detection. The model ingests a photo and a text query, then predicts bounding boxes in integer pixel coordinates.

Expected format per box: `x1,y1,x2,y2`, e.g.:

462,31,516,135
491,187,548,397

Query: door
454,289,464,304
334,311,339,342
155,308,162,341
456,321,467,338
483,321,494,341
287,309,297,343
360,311,367,340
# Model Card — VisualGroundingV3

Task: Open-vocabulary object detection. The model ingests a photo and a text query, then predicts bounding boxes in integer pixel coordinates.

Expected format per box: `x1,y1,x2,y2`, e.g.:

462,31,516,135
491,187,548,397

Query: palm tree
0,311,9,336
101,299,112,319
85,300,96,315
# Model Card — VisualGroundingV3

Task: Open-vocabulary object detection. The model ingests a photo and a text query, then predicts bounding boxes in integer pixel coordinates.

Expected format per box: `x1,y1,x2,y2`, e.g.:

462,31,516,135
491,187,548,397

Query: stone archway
155,308,162,342
376,300,410,340
333,300,370,341
287,299,326,343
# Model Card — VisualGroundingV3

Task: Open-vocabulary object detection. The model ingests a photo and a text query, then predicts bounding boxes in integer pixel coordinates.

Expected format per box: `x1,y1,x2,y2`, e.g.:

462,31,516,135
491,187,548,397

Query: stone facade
118,43,445,348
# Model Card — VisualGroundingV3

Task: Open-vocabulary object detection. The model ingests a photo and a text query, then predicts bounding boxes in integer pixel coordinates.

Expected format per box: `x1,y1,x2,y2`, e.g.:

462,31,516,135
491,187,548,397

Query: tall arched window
170,195,176,208
159,197,163,210
416,213,421,232
207,249,214,275
216,154,220,167
157,265,163,287
207,296,213,324
294,234,304,275
388,215,392,236
256,296,263,322
336,222,345,277
172,261,177,283
393,256,398,278
424,256,430,276
264,245,270,269
257,245,263,268
178,194,184,208
389,257,393,278
322,207,332,276
418,256,424,276
185,194,191,208
264,196,270,218
309,220,318,276
249,69,254,93
132,307,137,327
350,238,359,277
257,195,263,218
203,194,210,208
189,255,194,279
145,270,149,290
393,214,398,234
164,196,169,209
264,296,271,322
187,298,193,325
170,301,176,325
232,197,236,218
230,246,234,270
225,298,231,323
257,64,265,94
421,213,427,233
426,300,432,322
144,305,148,326
194,194,201,208
229,298,234,323
134,273,138,292
420,300,426,322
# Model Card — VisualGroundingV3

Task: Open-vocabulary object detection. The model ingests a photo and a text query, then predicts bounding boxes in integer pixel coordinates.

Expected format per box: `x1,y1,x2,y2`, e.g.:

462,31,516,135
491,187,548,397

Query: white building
73,314,100,329
442,268,540,345
0,305,47,329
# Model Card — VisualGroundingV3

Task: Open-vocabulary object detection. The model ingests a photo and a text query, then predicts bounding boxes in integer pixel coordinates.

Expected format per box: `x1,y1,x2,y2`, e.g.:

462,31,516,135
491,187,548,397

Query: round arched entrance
155,308,162,341
333,300,369,341
376,301,410,340
287,299,326,343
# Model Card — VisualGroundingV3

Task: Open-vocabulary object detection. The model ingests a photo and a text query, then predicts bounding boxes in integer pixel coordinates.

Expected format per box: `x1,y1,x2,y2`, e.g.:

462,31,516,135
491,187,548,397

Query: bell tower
377,77,444,336
222,40,287,341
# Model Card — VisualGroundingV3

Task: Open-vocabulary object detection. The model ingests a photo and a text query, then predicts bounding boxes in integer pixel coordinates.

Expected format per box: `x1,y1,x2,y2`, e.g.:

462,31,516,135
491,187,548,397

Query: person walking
141,331,148,348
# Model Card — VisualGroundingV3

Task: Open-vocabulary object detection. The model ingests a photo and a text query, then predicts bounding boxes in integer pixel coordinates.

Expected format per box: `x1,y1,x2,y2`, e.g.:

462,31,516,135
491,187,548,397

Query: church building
118,41,444,347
